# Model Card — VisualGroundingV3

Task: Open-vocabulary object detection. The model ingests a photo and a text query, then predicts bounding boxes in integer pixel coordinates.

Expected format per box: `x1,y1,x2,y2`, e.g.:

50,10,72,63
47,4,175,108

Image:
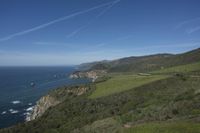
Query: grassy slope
151,62,200,74
72,117,123,133
73,118,200,133
89,75,168,98
123,121,200,133
71,75,200,133
1,75,200,133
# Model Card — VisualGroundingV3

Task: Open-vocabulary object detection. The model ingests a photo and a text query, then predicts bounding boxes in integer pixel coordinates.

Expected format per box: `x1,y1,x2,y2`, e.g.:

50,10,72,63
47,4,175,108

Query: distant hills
1,47,200,133
80,48,200,73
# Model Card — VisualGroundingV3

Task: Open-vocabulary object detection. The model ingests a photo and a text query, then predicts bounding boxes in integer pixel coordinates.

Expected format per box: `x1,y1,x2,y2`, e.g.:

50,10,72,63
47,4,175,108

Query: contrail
95,0,119,18
0,0,120,42
175,17,200,29
66,0,120,39
66,26,86,39
186,26,200,34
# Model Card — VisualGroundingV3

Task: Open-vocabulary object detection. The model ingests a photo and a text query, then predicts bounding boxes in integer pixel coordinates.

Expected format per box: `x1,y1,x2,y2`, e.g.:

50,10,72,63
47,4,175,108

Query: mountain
83,48,200,73
78,60,110,71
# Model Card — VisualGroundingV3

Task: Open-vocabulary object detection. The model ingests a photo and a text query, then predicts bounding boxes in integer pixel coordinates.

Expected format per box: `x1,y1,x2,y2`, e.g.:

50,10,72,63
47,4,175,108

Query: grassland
90,62,200,99
123,121,200,133
73,117,123,133
72,117,200,133
1,75,200,133
89,75,168,99
151,62,200,74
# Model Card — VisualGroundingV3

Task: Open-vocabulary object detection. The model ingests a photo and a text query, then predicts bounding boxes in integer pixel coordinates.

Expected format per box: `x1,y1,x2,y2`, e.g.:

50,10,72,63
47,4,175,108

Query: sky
0,0,200,66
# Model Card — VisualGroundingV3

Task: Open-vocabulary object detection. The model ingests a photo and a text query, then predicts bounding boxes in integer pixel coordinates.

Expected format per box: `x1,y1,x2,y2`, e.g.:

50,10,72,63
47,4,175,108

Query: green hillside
1,73,200,133
123,121,200,133
151,62,200,74
83,48,200,73
89,75,168,99
72,118,200,133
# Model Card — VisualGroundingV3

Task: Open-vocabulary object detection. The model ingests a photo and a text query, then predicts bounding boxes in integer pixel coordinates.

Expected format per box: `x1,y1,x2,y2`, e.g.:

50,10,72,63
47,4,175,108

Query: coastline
0,66,89,129
25,85,90,121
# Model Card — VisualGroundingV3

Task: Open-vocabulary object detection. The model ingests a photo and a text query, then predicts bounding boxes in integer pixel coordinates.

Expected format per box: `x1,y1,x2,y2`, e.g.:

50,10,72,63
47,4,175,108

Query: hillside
1,72,200,133
82,48,200,73
1,48,200,133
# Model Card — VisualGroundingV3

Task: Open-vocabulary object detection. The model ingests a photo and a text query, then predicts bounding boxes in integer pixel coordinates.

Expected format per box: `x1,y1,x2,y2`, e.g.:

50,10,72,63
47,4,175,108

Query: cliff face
26,86,89,121
26,95,60,121
70,70,107,82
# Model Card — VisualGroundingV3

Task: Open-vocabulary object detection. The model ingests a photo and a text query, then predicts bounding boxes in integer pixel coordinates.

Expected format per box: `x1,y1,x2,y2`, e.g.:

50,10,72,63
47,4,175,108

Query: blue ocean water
0,66,89,129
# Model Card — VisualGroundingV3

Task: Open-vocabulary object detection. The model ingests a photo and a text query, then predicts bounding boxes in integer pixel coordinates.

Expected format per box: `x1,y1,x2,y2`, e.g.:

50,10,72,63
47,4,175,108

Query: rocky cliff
69,70,107,82
26,86,89,121
26,95,60,121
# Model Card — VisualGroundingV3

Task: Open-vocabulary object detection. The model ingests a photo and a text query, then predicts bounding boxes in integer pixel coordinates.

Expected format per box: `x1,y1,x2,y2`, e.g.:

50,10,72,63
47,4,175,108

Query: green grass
123,121,200,133
2,75,200,133
89,75,168,99
74,117,123,133
90,61,200,99
151,62,200,74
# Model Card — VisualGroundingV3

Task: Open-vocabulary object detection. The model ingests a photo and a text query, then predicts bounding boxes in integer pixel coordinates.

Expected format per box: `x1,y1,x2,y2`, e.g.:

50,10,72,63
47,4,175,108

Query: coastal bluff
26,95,60,121
26,86,90,121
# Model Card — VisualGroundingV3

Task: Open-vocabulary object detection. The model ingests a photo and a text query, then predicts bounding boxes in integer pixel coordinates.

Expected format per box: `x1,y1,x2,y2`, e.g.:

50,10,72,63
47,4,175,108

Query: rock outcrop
69,70,107,82
26,86,89,121
26,95,60,121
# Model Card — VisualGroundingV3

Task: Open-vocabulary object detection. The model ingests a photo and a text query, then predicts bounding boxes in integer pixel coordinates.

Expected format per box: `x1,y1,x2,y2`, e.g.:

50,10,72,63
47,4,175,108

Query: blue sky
0,0,200,66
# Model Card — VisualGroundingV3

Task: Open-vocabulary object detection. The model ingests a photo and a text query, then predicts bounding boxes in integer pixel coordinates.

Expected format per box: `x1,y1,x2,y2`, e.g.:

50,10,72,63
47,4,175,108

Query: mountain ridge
79,48,200,73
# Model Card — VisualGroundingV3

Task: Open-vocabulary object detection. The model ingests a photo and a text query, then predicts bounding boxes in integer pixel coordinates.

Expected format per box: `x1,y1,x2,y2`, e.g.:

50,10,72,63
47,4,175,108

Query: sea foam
1,111,7,115
26,107,34,111
11,100,21,104
9,109,19,114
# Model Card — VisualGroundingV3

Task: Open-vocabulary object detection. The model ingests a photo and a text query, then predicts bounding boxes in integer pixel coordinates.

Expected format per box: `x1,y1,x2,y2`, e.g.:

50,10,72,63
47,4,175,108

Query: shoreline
0,66,90,129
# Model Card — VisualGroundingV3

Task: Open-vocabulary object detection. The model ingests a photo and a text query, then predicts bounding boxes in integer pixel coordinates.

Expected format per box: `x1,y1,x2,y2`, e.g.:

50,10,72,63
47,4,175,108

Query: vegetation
151,62,200,74
123,121,200,133
89,63,111,70
1,74,200,133
80,48,200,73
0,48,200,133
89,75,168,98
73,118,200,133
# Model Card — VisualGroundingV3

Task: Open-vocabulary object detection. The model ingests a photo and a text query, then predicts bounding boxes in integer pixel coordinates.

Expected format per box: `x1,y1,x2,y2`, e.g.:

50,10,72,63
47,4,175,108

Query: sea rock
30,82,35,87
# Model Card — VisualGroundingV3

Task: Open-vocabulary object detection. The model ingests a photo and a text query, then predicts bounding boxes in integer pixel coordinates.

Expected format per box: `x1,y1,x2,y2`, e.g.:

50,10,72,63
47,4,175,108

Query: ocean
0,66,89,129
